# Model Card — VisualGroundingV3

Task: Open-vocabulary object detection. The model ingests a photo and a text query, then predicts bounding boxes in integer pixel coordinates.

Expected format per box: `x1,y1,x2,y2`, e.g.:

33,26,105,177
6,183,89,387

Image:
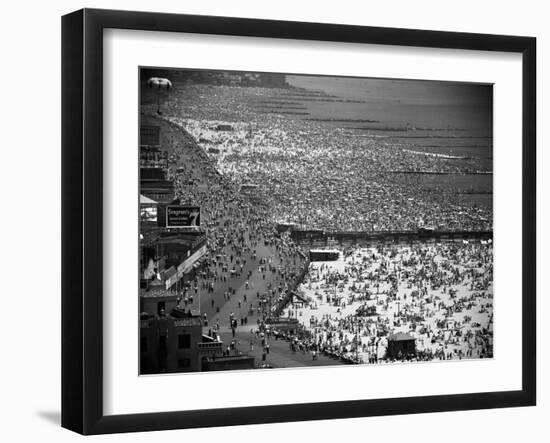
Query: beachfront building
386,333,417,360
140,124,168,169
140,230,207,291
140,289,203,374
309,249,340,262
140,288,256,374
140,177,175,204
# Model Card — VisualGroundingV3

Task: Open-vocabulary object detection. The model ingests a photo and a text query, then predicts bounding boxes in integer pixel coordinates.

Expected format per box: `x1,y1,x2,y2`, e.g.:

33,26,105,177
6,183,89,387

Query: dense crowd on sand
156,119,307,322
171,116,492,232
278,241,493,363
146,83,493,233
140,81,494,366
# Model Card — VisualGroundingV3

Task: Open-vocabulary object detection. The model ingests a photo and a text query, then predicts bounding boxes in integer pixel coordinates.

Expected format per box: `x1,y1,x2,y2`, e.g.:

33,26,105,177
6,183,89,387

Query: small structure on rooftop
386,332,417,360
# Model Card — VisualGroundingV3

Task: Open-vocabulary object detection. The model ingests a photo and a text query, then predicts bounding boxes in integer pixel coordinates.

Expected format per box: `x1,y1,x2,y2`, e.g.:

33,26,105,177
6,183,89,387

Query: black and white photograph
2,0,544,440
139,68,494,374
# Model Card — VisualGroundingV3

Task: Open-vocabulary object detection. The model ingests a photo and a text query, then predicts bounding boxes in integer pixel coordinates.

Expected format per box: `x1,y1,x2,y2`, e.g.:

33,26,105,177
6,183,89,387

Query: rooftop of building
387,332,416,342
139,286,177,299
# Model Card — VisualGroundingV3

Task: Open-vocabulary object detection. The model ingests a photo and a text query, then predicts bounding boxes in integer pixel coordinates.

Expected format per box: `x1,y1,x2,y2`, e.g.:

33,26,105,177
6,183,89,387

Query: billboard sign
166,206,200,228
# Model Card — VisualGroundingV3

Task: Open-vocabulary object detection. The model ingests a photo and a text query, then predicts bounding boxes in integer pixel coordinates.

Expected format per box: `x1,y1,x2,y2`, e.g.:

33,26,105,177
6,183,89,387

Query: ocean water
287,75,493,133
284,75,493,199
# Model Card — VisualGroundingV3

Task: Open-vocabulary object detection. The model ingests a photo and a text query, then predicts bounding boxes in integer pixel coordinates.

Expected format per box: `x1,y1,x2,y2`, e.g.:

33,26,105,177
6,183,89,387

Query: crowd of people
140,78,494,366
152,118,307,328
281,241,493,363
156,82,492,233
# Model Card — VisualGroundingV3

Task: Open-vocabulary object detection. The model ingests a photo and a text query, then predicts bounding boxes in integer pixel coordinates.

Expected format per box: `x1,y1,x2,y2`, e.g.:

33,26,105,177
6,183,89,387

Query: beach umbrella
147,77,172,114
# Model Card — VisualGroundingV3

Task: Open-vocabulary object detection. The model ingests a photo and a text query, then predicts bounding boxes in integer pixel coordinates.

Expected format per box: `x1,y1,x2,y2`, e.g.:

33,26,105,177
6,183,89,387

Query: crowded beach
141,72,493,367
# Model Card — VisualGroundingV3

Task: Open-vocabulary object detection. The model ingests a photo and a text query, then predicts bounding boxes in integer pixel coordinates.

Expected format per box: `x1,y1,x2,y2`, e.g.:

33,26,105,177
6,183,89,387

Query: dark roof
140,168,166,181
388,332,416,342
140,180,174,190
140,125,160,146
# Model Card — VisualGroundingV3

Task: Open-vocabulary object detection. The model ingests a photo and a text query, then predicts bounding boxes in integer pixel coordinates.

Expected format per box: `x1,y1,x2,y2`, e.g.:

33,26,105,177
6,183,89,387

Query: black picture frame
61,8,536,435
